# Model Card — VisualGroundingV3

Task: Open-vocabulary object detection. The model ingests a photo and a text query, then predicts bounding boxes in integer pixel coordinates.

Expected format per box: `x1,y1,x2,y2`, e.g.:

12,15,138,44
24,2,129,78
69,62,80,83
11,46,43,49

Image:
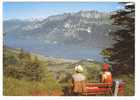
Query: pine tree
106,2,135,74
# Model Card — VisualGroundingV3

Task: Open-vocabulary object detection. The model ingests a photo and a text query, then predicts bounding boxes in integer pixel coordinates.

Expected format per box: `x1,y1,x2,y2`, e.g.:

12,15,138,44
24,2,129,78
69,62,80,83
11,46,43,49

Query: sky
3,2,124,20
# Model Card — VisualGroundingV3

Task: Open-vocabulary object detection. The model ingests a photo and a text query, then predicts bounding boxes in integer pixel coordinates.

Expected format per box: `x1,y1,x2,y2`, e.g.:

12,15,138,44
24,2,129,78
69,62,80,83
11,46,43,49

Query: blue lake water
4,34,104,61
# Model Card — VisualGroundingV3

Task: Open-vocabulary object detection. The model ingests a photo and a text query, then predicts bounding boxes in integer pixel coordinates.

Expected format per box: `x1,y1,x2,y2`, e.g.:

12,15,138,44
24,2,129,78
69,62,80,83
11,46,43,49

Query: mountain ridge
4,10,116,48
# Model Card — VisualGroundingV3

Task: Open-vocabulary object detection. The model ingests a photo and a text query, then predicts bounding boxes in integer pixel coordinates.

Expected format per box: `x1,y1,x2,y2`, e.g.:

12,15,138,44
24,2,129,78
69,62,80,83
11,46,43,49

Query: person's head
103,63,110,71
74,65,84,73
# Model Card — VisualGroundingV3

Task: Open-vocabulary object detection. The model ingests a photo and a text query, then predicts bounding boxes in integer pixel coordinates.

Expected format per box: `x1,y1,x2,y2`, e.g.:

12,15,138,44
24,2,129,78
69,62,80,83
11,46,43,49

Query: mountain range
3,10,117,60
4,10,116,48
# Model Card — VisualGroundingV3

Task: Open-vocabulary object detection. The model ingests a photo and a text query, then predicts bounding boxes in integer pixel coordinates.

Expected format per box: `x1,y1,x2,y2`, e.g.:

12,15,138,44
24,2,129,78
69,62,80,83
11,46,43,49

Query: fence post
114,81,119,96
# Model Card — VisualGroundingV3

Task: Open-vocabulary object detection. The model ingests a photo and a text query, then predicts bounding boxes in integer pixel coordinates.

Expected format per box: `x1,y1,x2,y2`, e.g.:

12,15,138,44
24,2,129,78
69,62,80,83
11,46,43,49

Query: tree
104,2,135,74
100,48,113,63
24,56,44,81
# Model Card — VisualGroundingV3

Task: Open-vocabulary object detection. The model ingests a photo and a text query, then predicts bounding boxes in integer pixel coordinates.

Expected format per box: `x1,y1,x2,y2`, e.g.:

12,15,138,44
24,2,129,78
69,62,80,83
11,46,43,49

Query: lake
4,33,104,61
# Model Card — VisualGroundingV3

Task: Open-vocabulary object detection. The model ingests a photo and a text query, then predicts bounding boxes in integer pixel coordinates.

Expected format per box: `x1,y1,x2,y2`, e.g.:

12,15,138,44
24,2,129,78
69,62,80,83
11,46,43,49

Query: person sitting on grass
72,65,86,96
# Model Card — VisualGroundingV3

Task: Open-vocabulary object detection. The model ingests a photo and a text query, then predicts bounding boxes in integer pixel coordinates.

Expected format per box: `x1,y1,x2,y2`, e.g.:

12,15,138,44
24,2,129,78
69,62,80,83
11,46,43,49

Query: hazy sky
3,2,124,20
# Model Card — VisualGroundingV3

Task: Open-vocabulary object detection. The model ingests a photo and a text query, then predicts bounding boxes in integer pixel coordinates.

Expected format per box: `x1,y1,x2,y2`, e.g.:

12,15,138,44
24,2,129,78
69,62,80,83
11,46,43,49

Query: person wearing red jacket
101,63,113,84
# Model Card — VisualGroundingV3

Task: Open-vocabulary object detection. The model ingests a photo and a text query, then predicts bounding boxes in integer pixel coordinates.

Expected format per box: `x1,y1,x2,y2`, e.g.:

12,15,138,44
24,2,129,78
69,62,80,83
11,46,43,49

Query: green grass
3,77,62,96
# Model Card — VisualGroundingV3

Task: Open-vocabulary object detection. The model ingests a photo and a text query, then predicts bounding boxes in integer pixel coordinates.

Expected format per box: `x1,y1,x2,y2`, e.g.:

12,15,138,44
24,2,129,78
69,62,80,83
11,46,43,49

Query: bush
3,48,62,96
3,48,45,81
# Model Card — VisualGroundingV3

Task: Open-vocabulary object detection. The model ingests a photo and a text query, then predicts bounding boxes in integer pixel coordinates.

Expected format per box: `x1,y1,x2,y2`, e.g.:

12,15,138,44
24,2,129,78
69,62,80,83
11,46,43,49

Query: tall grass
3,77,62,96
